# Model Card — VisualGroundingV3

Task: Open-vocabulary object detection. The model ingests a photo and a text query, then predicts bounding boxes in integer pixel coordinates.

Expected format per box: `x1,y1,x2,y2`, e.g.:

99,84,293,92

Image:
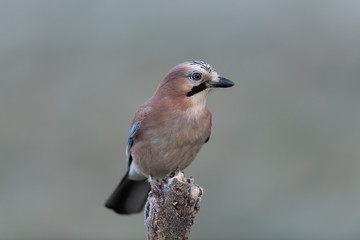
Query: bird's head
155,61,234,107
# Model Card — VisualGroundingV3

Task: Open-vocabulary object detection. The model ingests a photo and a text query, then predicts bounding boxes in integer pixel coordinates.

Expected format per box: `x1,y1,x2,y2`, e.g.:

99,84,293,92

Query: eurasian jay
105,61,234,214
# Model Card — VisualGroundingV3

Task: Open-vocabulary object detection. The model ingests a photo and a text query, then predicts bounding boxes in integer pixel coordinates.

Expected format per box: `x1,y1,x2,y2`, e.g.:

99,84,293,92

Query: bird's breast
133,106,211,178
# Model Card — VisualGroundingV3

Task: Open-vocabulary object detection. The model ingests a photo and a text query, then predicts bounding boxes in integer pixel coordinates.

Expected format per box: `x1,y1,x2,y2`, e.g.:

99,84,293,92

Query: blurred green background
1,1,360,239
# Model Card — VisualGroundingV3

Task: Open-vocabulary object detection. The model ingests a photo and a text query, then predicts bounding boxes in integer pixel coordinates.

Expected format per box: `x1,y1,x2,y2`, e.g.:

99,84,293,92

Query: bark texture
145,170,203,240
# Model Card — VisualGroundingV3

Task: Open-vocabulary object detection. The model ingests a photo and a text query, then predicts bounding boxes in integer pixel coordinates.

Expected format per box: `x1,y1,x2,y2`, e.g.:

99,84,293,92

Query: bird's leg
149,175,162,196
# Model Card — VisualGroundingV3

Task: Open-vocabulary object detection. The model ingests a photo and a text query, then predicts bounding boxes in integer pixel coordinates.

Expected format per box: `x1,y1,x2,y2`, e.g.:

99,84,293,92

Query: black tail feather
105,172,150,214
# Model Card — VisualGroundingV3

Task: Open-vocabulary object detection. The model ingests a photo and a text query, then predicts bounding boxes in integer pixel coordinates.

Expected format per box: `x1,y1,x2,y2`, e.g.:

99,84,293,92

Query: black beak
208,77,234,88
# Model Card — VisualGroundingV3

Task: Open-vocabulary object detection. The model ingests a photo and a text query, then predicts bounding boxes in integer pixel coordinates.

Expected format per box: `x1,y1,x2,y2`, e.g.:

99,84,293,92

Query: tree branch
145,170,203,240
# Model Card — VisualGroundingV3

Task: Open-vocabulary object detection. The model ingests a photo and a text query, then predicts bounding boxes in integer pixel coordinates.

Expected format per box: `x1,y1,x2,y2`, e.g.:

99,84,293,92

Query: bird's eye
191,72,202,81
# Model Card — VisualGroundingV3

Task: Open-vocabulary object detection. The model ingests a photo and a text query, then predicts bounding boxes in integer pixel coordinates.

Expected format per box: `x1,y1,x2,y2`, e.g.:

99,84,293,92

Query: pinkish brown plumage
105,61,234,214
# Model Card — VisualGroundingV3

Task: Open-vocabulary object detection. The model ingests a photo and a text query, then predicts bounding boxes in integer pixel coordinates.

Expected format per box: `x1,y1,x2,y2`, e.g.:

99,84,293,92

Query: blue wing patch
127,121,140,148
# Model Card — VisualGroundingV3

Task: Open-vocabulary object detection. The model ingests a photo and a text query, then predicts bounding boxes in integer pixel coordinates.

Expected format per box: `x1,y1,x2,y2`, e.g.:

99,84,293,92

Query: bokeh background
1,1,360,239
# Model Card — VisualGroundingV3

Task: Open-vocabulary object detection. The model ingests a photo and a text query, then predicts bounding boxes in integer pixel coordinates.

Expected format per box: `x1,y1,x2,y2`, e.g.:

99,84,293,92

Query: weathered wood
145,170,203,240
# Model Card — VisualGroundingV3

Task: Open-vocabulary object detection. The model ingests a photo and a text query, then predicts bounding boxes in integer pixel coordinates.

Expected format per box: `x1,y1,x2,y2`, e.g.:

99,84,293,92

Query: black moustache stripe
186,82,207,97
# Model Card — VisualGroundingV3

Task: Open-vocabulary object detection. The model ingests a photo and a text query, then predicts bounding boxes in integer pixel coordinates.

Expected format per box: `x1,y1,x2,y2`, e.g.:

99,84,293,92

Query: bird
105,61,234,214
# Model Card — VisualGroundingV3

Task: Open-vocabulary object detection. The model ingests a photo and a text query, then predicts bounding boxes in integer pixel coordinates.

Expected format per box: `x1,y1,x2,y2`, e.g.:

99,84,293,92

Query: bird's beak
207,76,234,88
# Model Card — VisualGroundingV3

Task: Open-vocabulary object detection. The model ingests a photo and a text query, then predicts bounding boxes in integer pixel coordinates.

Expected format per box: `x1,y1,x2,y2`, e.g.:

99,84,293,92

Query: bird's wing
126,104,152,168
126,121,140,167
